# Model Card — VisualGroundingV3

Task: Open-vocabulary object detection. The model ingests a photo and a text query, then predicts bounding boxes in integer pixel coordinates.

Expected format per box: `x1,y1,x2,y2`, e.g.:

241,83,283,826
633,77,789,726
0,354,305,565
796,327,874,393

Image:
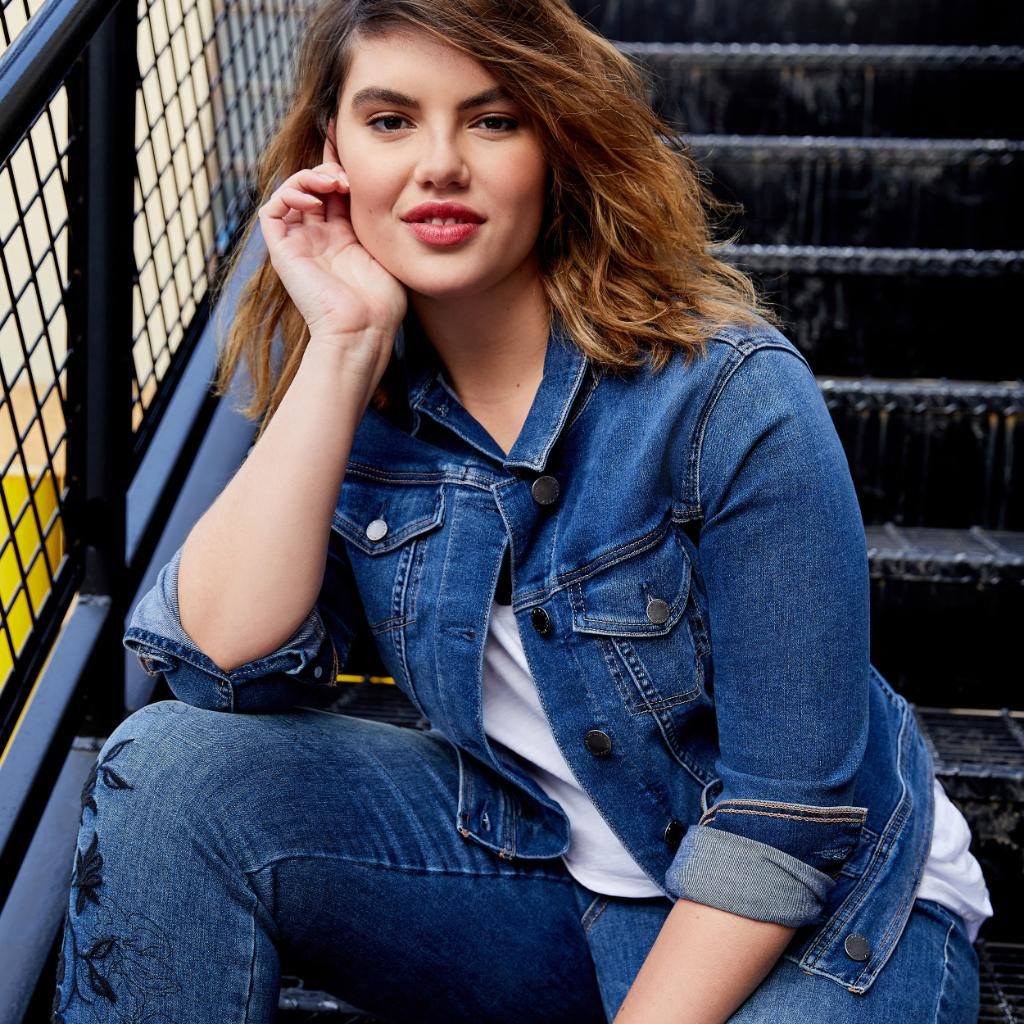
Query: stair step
721,243,1022,275
718,244,1022,379
680,135,1023,249
822,378,1022,531
916,708,1024,789
624,43,1024,139
978,942,1024,1022
323,678,431,731
572,0,1024,46
914,709,1024,950
865,525,1024,585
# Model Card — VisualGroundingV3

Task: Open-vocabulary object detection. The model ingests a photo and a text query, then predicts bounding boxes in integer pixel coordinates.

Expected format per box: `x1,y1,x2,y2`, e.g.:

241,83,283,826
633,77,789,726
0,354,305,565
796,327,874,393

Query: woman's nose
413,133,469,189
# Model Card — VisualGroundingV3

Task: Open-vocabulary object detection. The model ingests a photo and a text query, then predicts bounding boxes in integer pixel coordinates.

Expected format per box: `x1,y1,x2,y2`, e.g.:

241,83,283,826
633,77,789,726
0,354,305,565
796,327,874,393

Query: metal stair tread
616,41,1024,68
719,243,1023,275
914,707,1024,781
678,134,1024,162
866,524,1024,569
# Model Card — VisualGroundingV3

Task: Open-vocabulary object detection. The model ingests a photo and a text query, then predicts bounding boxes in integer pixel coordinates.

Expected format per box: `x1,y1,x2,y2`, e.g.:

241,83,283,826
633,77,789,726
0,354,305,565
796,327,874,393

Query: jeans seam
244,852,574,881
932,916,956,1024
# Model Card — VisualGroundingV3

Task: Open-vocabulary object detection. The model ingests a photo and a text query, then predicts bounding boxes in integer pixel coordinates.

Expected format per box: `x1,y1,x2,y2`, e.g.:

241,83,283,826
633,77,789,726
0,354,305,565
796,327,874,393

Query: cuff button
663,819,685,847
844,933,871,961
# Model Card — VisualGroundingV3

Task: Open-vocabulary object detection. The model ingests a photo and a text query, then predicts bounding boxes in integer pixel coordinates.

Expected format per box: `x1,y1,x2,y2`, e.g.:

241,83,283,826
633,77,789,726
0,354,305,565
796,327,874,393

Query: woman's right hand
257,146,408,387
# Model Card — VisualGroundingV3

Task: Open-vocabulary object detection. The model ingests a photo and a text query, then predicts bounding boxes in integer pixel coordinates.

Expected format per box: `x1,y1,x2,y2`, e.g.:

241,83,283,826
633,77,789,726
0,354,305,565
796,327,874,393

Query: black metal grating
916,708,1024,782
0,86,75,697
978,941,1024,1023
865,526,1024,586
322,680,431,731
131,0,306,440
821,379,1022,532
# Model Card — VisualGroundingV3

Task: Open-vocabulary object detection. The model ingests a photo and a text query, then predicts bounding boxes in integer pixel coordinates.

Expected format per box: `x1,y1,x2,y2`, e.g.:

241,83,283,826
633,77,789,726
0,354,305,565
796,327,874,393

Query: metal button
663,819,685,847
531,607,552,635
646,597,670,624
531,475,560,506
313,666,323,679
365,518,388,541
844,933,871,961
584,729,613,756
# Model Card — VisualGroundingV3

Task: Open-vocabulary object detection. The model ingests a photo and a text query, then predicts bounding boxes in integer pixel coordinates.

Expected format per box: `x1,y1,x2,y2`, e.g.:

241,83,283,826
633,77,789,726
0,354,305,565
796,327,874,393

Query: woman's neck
410,273,550,455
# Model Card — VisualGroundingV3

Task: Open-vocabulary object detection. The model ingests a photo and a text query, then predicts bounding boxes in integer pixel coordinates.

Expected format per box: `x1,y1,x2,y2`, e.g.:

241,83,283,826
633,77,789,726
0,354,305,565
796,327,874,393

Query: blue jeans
53,701,981,1023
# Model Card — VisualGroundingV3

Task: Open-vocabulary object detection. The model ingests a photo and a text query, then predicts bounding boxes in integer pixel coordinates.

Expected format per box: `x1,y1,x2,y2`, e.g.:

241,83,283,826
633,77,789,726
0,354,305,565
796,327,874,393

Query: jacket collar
395,309,591,472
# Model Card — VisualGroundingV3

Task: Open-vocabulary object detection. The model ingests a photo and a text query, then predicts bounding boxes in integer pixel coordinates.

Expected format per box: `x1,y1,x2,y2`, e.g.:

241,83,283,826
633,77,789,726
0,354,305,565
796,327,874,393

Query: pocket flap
332,478,445,555
569,526,691,637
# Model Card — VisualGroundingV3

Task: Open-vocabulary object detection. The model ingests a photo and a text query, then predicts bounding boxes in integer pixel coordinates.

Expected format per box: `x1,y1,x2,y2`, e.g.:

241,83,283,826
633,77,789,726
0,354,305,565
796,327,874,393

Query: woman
53,1,992,1021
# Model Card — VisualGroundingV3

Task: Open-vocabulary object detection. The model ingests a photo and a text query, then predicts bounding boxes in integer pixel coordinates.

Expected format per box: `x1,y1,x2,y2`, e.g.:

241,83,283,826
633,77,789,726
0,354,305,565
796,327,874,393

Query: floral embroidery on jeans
53,735,182,1022
79,739,135,826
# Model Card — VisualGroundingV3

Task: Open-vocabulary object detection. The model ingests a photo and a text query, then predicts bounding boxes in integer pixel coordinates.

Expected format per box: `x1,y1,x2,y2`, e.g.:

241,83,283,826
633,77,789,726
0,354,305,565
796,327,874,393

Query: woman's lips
405,220,482,247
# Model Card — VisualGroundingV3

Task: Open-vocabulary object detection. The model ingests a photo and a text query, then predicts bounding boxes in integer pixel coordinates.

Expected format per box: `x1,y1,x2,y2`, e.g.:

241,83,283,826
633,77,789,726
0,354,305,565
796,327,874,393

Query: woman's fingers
261,186,324,222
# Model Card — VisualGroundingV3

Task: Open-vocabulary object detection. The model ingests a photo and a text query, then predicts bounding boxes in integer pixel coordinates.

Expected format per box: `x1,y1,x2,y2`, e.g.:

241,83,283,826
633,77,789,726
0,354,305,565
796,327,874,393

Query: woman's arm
177,336,385,671
628,338,871,1019
613,900,796,1024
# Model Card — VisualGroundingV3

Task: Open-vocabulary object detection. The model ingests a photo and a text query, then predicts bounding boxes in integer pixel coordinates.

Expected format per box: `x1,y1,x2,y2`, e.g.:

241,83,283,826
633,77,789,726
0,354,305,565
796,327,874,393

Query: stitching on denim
533,348,590,470
597,636,644,713
702,797,867,816
369,614,416,635
701,808,866,826
611,637,699,710
582,895,610,933
931,915,956,1024
333,505,443,554
585,898,611,934
556,518,673,587
580,893,603,926
692,342,811,520
564,365,602,432
521,517,678,607
803,703,914,970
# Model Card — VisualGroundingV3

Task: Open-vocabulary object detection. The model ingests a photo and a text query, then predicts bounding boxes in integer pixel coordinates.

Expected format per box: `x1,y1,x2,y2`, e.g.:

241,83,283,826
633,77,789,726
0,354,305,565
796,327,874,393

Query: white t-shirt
480,600,993,942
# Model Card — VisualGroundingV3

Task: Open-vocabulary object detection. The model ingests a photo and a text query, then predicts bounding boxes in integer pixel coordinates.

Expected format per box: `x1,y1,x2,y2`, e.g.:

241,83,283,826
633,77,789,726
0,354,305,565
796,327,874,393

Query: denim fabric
120,312,945,995
53,702,979,1023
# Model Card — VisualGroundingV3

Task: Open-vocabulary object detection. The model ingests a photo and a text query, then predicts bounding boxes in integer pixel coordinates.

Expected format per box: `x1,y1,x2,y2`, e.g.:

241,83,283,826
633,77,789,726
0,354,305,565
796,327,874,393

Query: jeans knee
81,700,228,834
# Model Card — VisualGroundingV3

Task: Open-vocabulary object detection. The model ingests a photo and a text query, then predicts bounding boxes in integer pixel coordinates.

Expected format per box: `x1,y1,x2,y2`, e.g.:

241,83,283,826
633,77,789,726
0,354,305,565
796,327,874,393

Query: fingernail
337,174,348,186
314,171,335,182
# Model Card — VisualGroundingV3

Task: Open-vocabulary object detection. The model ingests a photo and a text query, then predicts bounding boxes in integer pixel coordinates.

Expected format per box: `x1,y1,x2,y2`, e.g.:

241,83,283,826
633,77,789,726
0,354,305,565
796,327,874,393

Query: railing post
66,0,137,736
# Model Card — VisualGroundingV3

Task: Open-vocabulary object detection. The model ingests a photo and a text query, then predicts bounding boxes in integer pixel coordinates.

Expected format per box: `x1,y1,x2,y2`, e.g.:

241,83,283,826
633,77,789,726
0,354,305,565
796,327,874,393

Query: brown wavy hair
211,0,780,440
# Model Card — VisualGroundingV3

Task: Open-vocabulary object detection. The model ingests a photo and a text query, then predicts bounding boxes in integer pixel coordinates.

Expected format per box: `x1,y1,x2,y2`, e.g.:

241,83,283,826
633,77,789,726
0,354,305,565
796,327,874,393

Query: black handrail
0,0,117,163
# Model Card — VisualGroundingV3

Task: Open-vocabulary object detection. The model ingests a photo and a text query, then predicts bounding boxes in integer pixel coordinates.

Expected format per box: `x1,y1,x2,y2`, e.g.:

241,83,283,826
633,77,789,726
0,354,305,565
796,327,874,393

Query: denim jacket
124,312,936,995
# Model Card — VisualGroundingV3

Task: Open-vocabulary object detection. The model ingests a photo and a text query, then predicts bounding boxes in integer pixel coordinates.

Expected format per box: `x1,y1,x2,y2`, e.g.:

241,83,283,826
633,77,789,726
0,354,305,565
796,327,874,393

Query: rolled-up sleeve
123,533,360,713
664,341,871,927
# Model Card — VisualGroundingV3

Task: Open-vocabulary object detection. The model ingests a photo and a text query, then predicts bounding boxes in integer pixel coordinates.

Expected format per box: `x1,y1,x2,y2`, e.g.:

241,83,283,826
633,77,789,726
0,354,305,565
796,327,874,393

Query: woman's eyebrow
350,85,514,111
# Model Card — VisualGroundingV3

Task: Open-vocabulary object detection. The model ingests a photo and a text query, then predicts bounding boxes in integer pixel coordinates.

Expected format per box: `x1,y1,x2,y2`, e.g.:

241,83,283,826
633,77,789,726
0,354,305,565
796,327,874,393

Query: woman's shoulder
699,314,810,371
632,313,813,410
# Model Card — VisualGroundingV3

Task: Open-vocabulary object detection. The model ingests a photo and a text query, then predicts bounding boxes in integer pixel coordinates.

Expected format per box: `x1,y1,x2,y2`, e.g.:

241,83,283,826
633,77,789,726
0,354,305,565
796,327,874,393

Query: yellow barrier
0,470,64,690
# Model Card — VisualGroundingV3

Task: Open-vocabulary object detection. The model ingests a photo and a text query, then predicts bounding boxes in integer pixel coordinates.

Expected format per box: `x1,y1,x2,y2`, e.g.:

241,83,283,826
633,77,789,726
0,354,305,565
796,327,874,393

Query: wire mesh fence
0,0,305,728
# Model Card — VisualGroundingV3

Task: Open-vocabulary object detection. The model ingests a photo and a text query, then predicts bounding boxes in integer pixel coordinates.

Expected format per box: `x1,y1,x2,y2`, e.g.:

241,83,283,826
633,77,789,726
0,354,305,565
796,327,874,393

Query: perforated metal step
622,42,1024,138
681,136,1023,249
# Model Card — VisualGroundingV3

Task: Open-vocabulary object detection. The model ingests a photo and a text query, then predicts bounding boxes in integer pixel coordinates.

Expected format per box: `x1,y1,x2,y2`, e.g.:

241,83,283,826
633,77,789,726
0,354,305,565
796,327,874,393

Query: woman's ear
324,117,343,169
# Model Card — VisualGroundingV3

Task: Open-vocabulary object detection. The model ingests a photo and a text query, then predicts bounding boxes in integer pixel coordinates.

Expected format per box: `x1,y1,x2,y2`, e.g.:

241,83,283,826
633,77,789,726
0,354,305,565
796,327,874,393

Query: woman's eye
366,114,409,133
365,114,518,134
477,115,519,132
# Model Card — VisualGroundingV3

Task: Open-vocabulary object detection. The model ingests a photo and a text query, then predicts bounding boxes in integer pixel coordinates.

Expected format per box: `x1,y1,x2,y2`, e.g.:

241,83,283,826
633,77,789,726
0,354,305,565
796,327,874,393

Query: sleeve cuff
664,825,838,927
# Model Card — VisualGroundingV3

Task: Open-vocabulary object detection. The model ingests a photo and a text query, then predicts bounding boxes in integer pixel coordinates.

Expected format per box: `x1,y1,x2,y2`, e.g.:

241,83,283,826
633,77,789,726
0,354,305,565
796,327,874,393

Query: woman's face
330,26,549,301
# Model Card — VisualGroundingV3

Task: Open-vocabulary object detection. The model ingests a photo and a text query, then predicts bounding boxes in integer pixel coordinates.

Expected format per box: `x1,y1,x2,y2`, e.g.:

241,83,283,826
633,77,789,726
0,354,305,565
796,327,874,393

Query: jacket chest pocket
568,524,705,717
332,479,446,635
